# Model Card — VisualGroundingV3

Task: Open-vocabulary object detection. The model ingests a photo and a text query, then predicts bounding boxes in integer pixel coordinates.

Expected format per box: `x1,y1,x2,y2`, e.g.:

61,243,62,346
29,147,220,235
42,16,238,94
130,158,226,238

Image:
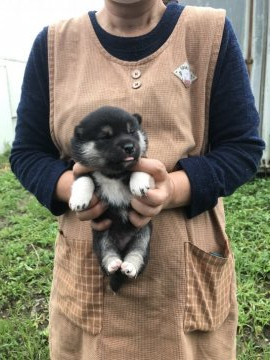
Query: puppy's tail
110,271,126,292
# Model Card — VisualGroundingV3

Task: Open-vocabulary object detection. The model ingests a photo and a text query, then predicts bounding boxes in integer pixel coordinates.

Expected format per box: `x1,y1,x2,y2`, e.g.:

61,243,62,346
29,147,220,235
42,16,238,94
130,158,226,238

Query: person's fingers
91,219,112,231
131,188,168,207
75,197,108,221
73,162,94,177
128,210,152,228
130,197,162,217
132,158,167,182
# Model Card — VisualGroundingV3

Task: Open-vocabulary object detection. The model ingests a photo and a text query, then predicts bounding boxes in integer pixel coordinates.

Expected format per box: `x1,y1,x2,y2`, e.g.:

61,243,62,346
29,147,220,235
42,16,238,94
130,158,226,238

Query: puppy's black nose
123,143,135,155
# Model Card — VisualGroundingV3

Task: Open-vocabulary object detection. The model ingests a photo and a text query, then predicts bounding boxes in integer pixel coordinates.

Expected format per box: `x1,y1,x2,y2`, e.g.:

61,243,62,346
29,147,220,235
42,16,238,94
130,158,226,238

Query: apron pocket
52,231,104,335
183,242,233,332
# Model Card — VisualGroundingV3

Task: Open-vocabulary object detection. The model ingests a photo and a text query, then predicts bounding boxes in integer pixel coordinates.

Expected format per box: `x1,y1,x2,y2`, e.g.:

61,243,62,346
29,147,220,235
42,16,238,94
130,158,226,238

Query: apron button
132,80,142,89
131,69,141,79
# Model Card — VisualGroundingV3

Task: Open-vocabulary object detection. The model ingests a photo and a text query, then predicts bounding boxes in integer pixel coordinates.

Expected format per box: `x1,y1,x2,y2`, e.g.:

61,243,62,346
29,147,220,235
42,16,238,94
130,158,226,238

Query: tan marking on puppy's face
100,126,113,139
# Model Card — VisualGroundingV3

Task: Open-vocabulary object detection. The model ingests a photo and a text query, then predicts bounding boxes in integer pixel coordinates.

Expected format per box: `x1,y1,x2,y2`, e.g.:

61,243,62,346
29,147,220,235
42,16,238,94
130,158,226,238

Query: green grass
224,178,270,359
0,150,270,359
0,150,56,359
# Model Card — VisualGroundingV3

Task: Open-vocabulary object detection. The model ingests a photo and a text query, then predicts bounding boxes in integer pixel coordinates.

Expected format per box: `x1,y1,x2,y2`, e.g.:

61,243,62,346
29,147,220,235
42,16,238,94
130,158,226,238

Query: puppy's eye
129,128,136,135
98,134,112,140
98,133,112,140
127,122,138,135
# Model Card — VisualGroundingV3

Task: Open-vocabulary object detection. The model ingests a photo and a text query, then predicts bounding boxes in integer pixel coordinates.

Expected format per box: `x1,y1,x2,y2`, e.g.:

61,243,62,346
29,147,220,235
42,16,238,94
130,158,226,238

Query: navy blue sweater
10,3,264,218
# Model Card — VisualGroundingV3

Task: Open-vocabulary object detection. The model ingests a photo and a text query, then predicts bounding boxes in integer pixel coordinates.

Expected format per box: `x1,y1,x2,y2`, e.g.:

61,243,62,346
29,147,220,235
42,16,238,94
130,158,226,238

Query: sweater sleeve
10,27,72,216
178,18,265,218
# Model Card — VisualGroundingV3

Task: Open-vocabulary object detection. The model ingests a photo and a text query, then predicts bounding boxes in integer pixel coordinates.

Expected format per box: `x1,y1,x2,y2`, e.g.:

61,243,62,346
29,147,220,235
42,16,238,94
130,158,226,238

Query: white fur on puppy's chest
93,172,132,206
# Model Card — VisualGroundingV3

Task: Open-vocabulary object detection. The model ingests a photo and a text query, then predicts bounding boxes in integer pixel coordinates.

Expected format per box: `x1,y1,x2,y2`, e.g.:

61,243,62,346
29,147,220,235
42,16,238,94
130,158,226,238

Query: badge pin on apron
174,62,197,88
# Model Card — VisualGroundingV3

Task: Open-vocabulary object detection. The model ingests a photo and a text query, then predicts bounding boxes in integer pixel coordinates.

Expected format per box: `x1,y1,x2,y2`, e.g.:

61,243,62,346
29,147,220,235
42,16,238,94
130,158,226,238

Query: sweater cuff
41,161,73,216
177,156,219,218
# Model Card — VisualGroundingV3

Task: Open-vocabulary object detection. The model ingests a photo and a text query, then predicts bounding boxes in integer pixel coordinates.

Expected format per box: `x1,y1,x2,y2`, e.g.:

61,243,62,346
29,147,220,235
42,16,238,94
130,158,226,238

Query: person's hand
128,158,174,228
129,158,191,228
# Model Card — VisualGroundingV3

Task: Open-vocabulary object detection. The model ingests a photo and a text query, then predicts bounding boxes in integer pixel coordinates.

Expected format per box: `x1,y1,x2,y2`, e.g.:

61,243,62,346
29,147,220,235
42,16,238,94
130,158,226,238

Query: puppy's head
71,106,148,176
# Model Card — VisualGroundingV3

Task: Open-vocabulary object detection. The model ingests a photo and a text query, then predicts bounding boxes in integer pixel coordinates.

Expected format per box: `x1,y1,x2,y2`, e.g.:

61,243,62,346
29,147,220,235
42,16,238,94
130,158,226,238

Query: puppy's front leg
129,172,155,197
69,176,95,211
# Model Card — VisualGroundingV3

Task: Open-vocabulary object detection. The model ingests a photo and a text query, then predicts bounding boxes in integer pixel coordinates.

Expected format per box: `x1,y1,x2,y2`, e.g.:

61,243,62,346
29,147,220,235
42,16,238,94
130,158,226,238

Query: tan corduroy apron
48,6,237,359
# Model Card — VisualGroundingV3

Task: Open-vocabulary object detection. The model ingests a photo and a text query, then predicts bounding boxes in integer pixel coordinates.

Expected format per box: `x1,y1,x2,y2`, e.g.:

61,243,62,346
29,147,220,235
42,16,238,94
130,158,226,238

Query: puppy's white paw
69,194,91,211
69,176,95,211
107,259,122,274
121,262,137,278
129,172,155,197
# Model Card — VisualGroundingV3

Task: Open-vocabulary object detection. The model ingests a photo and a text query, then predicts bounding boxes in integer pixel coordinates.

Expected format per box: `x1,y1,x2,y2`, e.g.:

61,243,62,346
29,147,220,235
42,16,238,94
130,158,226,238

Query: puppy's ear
132,113,142,125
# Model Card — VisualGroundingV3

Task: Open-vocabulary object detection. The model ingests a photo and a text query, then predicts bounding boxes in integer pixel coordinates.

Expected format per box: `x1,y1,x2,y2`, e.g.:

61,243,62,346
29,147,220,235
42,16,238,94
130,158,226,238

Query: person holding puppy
10,0,264,359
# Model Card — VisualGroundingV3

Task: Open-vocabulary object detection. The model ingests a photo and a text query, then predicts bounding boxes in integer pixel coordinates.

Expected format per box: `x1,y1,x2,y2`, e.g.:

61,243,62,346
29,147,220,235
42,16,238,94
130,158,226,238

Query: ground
0,150,269,359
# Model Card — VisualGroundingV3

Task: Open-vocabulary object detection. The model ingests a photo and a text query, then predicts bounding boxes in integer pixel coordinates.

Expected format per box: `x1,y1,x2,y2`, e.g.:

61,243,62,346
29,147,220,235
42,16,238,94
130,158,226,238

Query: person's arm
177,18,265,218
127,18,265,225
10,27,72,215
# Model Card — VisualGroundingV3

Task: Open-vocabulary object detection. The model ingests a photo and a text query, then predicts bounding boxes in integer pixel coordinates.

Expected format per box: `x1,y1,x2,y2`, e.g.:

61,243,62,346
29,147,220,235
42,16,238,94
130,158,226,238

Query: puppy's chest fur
92,171,132,221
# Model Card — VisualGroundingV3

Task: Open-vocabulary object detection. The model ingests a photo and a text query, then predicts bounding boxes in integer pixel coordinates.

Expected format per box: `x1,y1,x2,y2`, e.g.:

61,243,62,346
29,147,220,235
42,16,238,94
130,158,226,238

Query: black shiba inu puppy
69,106,155,292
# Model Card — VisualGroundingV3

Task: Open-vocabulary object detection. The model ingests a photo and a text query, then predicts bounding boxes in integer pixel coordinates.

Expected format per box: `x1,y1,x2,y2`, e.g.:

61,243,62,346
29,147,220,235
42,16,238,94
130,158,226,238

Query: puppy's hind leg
93,230,122,275
121,224,151,278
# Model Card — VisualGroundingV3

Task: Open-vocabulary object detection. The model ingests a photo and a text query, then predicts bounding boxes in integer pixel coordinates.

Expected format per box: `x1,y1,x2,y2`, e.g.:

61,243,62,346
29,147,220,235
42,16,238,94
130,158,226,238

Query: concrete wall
0,59,25,153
